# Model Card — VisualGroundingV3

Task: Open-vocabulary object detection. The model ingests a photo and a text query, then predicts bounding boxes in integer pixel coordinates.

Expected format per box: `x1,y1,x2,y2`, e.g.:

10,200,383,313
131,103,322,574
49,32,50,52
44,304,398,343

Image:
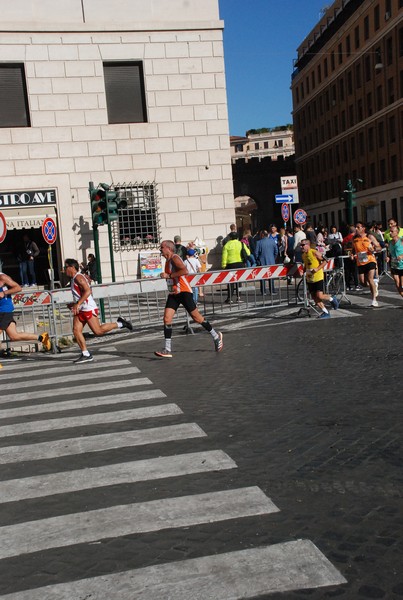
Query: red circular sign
294,209,307,225
281,203,290,222
42,217,57,245
0,211,7,243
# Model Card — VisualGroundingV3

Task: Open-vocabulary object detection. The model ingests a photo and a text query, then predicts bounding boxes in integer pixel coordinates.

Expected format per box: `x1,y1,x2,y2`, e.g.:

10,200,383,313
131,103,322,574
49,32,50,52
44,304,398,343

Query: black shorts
307,280,324,293
165,292,197,313
0,312,15,331
391,268,403,276
358,262,376,275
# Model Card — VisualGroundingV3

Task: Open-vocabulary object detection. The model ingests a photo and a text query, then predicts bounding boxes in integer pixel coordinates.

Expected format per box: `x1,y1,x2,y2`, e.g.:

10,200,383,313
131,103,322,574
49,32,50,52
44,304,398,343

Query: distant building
292,0,403,229
230,128,295,163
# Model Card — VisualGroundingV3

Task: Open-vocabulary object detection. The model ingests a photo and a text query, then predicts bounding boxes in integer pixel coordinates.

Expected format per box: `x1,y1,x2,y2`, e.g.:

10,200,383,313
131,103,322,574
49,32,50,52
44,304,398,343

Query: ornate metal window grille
111,182,160,251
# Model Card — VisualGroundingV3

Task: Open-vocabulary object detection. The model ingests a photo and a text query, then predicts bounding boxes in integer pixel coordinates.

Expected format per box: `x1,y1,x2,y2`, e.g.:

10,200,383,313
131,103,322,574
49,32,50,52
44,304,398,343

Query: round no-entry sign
0,211,7,243
294,208,307,225
42,217,57,245
281,203,290,223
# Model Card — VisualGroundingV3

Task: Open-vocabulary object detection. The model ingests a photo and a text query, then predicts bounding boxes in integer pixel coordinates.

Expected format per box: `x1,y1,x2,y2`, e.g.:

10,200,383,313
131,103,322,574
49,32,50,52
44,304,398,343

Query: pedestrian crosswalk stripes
0,487,278,561
0,423,206,465
0,358,131,381
0,451,237,503
0,389,166,419
1,366,140,391
0,403,182,438
0,377,152,404
0,541,346,600
0,352,346,597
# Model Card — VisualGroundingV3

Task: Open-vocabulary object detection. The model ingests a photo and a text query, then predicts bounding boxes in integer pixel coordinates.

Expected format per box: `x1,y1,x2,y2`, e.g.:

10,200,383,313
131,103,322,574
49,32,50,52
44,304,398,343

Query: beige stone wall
0,1,234,280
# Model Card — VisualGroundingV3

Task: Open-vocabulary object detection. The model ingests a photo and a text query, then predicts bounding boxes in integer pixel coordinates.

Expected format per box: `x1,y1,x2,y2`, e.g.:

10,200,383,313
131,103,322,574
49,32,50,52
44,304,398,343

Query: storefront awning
4,208,56,230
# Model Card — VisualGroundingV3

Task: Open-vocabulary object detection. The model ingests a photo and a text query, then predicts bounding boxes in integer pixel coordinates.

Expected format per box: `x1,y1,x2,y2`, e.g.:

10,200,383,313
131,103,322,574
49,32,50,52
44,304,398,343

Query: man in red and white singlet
154,240,223,358
64,258,133,363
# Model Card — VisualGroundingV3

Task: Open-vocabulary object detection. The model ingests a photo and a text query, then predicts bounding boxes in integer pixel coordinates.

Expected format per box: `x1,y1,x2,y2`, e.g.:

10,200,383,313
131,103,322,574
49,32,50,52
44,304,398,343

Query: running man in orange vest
351,222,378,307
155,240,223,358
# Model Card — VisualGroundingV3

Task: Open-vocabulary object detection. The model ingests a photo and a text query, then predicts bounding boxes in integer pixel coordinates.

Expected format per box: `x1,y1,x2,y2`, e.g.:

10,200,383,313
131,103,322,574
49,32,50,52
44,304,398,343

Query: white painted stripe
0,358,131,381
0,487,278,560
0,540,347,599
0,389,166,419
0,423,206,464
0,450,236,503
0,378,152,404
0,403,182,438
0,349,120,370
1,366,139,391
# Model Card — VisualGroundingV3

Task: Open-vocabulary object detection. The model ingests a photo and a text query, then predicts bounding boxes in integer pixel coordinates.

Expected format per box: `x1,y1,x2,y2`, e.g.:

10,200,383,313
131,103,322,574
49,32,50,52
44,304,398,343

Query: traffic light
89,184,107,227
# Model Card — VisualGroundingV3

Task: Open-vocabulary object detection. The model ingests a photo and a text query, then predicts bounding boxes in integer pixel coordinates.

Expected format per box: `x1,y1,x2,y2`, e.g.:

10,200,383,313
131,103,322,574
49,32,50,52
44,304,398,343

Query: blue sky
219,0,330,135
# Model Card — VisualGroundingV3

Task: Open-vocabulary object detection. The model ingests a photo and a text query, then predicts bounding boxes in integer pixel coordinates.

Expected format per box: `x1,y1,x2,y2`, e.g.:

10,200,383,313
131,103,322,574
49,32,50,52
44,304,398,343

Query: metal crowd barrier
2,260,345,354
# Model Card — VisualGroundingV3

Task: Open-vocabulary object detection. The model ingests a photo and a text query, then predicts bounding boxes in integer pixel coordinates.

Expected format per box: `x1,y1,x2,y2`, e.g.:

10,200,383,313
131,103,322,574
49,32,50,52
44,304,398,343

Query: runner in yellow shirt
301,240,339,319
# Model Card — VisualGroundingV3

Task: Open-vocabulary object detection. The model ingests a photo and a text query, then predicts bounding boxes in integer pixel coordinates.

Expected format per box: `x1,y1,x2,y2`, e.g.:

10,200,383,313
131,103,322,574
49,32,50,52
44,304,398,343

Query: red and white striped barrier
186,260,334,287
12,291,52,307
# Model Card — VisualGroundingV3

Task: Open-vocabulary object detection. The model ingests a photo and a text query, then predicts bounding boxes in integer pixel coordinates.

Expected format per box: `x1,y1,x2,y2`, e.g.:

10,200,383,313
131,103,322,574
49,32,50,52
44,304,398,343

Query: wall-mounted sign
0,190,57,208
139,251,162,279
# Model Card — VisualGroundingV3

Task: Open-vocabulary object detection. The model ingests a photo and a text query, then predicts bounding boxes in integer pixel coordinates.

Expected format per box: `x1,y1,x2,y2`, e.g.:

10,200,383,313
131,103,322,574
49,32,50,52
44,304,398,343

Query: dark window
385,0,392,17
365,55,371,82
331,51,335,71
0,63,30,128
368,127,374,151
112,182,159,250
354,25,360,50
391,155,397,180
343,141,348,162
338,43,343,65
347,70,353,95
359,131,365,154
349,104,354,127
103,61,147,124
356,63,362,88
376,85,383,110
317,64,322,83
341,110,346,130
370,162,376,186
324,58,328,77
380,159,386,183
388,77,394,104
339,78,345,101
254,143,259,150
378,121,385,147
351,136,356,159
400,69,403,98
264,141,268,149
386,37,393,66
388,115,396,143
374,4,380,31
364,16,369,41
334,116,339,136
357,98,363,121
306,76,310,94
367,92,373,116
235,144,243,153
400,27,403,57
311,70,315,89
346,35,351,57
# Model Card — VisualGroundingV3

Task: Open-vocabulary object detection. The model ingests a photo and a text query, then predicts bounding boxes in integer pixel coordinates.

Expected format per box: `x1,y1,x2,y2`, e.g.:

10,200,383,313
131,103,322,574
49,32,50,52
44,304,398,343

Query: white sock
117,321,123,328
322,306,329,314
82,350,90,357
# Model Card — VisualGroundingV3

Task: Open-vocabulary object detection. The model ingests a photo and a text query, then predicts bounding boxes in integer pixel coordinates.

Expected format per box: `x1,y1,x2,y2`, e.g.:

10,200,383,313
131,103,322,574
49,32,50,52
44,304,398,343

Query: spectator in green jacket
221,232,250,304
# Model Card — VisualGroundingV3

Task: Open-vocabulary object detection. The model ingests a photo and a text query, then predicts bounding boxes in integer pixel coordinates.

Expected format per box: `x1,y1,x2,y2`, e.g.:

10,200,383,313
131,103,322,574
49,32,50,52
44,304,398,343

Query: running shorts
165,291,197,313
0,312,15,331
77,308,99,323
358,262,376,275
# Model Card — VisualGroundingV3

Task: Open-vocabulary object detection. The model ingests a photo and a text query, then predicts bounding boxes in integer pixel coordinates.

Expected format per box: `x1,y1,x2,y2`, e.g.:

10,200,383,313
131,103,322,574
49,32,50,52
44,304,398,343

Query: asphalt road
0,282,402,599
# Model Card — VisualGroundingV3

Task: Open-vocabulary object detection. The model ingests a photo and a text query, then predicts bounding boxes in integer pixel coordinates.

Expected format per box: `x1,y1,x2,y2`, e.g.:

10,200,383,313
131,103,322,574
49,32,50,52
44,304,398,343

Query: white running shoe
370,300,379,308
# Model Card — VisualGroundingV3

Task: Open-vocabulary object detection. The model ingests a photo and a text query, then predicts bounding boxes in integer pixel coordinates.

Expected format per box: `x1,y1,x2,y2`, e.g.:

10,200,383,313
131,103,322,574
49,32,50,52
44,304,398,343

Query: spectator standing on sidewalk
0,271,52,352
173,235,187,261
255,230,279,294
222,223,237,247
221,232,250,303
293,225,305,262
387,225,403,300
301,239,339,318
351,223,378,307
155,240,223,358
63,259,133,363
343,226,360,290
184,247,200,304
16,233,40,287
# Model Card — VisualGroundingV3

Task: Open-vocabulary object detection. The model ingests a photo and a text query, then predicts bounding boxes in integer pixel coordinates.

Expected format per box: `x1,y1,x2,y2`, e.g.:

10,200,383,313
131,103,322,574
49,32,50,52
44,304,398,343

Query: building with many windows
230,128,294,163
292,0,403,229
0,0,234,284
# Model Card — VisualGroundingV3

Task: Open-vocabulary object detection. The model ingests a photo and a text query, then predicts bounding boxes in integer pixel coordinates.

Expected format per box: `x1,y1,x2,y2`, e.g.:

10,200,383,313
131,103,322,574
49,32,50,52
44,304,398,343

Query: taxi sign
294,208,307,225
42,217,57,245
281,203,290,222
0,211,6,243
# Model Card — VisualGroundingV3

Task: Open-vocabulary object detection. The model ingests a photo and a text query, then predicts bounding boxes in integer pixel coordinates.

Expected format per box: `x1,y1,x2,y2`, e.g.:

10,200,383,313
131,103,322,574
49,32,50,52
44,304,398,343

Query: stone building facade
0,0,234,283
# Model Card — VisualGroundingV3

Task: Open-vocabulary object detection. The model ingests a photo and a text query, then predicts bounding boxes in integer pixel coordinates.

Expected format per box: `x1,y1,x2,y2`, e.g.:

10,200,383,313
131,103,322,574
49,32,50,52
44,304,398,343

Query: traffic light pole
346,179,354,226
107,219,116,282
92,224,106,323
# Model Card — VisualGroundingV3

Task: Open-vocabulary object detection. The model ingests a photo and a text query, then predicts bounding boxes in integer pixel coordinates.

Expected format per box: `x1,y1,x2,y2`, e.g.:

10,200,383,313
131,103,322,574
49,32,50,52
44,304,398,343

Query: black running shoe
117,316,133,331
74,353,94,363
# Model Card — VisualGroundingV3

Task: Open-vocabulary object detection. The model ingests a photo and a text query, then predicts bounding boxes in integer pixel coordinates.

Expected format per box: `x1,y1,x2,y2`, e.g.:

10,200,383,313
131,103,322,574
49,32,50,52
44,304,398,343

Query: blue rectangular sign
275,194,294,203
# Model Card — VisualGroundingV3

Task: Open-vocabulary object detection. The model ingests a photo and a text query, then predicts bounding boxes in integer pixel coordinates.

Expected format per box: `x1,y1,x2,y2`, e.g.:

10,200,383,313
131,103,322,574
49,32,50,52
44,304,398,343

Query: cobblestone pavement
0,282,402,599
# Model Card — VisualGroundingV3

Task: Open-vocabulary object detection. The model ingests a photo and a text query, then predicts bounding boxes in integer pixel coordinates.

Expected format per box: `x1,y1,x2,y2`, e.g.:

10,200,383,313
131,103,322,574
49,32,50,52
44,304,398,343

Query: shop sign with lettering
0,190,57,208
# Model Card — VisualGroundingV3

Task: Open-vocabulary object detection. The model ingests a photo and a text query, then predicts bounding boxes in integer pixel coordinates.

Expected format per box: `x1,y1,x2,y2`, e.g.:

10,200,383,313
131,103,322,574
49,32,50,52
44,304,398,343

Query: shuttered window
103,61,147,124
0,64,30,128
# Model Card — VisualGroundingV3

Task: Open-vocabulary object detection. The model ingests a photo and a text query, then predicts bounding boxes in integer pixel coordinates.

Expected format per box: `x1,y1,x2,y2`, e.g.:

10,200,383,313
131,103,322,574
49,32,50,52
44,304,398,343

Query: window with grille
0,63,30,128
103,61,147,124
111,182,160,251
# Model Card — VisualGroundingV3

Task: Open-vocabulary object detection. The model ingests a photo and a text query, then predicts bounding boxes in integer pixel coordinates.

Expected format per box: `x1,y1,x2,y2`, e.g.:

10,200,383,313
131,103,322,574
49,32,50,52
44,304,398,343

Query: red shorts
77,308,99,323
